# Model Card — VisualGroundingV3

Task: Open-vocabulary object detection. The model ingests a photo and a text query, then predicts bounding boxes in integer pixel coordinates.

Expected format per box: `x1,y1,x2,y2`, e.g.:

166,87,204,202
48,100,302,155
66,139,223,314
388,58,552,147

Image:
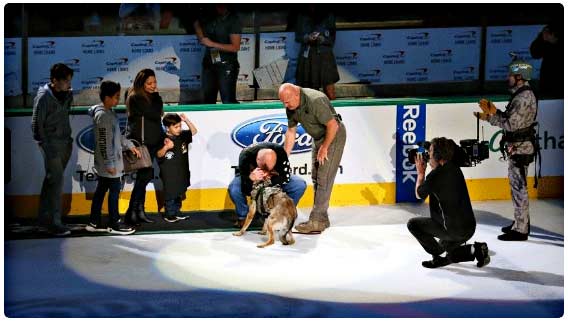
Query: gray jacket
88,104,134,178
31,83,73,145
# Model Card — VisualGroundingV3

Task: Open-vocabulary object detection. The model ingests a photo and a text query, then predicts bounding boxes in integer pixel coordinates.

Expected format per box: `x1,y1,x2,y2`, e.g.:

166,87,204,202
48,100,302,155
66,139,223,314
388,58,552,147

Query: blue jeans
90,176,122,224
164,196,182,216
202,61,239,104
228,175,307,219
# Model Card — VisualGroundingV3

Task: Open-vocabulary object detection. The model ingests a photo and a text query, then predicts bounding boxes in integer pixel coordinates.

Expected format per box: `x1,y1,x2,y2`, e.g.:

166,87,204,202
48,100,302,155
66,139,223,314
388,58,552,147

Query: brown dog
233,179,297,248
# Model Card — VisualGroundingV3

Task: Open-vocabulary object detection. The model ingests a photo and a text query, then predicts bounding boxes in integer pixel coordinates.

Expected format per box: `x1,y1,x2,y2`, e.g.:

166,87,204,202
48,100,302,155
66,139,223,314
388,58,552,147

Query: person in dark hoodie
407,137,490,269
124,69,164,226
530,23,563,99
87,80,140,235
31,63,74,236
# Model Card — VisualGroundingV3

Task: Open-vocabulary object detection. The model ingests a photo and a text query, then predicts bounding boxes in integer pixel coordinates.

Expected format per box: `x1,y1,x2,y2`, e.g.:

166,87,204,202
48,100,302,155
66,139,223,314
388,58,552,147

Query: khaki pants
309,122,346,222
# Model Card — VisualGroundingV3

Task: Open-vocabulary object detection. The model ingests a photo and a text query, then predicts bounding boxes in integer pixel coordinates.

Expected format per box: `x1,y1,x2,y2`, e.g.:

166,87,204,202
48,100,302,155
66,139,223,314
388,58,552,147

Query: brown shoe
294,220,329,234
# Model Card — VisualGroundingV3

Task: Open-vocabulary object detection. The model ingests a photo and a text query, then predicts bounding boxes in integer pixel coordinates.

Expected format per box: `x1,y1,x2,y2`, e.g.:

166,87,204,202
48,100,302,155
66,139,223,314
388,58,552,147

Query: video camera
408,115,489,167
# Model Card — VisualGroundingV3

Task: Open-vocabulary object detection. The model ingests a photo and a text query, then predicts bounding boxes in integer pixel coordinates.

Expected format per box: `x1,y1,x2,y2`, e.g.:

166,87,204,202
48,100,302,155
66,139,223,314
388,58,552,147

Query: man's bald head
278,83,301,110
257,148,277,172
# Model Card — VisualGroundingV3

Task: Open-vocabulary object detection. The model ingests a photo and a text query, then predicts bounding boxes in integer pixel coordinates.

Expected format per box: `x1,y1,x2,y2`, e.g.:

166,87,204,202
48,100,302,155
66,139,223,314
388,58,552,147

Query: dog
232,178,297,248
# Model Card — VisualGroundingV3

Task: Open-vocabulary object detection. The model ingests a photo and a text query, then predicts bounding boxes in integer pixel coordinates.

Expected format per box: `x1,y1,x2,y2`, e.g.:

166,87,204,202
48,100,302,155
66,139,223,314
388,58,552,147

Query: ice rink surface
5,200,564,317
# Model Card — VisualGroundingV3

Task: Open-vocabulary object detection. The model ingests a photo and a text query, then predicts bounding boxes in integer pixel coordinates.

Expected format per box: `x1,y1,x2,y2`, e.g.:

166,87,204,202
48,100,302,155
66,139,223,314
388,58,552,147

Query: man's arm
284,126,297,155
31,96,47,143
415,154,428,199
201,34,241,53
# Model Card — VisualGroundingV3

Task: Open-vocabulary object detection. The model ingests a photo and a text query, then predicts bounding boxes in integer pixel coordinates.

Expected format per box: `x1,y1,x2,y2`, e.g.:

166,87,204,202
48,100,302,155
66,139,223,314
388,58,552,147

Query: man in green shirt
279,83,346,233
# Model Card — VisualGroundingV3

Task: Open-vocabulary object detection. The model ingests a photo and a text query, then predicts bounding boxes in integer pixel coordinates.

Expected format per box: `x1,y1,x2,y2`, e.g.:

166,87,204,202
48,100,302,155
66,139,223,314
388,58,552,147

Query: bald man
228,142,307,227
279,83,346,233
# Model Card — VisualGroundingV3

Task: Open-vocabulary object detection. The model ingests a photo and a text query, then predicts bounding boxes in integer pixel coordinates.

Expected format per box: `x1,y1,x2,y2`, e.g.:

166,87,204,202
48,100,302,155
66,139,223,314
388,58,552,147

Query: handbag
123,115,153,173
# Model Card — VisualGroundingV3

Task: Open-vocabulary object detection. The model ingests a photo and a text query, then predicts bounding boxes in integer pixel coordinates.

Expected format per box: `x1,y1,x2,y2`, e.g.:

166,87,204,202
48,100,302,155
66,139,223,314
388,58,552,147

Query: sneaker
176,213,189,220
294,219,330,234
422,255,452,269
108,223,136,235
49,224,71,237
473,242,490,268
85,222,107,233
163,214,181,223
498,230,528,241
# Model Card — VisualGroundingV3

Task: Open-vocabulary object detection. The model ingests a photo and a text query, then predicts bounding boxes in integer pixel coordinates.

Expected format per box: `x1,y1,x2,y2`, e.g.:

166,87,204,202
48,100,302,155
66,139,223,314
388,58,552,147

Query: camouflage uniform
488,84,537,234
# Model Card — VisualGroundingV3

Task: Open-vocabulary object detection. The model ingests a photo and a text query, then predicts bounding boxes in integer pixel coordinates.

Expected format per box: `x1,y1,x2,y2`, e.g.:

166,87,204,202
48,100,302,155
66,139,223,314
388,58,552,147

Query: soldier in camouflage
475,59,538,241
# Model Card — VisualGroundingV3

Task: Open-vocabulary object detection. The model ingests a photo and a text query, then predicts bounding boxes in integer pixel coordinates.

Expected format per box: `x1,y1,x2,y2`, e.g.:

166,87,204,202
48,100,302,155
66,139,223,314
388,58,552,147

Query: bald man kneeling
228,142,307,228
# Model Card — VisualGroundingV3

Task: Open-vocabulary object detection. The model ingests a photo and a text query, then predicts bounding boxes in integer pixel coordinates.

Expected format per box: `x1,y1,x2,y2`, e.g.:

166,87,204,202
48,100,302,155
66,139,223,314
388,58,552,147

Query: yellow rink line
5,176,562,218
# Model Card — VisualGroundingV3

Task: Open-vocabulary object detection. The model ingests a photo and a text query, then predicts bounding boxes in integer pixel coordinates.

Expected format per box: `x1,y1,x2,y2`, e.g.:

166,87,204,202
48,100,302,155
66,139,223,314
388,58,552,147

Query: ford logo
231,114,312,154
76,118,128,154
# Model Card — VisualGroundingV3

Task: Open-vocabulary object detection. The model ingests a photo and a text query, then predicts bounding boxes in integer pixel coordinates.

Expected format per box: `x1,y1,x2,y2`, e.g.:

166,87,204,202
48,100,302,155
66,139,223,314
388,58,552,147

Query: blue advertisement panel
334,27,482,84
485,25,544,81
395,104,426,203
27,35,255,94
4,38,22,96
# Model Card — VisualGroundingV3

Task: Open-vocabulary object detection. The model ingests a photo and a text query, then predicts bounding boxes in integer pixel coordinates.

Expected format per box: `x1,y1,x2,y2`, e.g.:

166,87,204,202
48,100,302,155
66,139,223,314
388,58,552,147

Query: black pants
202,61,239,104
128,145,158,210
407,217,475,263
90,176,122,224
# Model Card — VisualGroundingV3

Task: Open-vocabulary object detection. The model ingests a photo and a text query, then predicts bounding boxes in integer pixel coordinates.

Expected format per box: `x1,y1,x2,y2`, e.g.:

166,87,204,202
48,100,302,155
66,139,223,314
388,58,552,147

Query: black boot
422,255,452,269
502,219,530,235
136,203,154,223
124,206,140,226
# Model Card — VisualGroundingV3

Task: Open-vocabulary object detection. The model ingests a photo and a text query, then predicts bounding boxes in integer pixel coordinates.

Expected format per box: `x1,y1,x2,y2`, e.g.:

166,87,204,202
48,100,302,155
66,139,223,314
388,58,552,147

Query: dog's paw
256,244,265,248
232,231,244,237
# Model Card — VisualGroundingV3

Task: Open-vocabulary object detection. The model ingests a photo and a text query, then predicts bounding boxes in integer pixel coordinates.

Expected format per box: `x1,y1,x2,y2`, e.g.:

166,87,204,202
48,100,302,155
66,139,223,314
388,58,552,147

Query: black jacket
238,142,291,196
125,92,164,147
417,162,476,238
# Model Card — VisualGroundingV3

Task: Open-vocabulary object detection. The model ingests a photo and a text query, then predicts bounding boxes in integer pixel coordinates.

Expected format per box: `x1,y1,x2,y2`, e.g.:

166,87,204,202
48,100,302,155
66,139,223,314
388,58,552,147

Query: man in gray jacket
31,63,74,236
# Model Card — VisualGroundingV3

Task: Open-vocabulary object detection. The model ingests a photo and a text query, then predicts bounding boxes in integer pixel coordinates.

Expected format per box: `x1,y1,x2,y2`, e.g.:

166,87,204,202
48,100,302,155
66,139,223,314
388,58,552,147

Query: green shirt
286,88,337,141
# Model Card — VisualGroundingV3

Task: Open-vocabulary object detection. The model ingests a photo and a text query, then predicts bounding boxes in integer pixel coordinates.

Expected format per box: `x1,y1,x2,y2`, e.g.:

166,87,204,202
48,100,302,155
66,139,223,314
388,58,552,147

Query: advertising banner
4,38,22,96
27,35,255,94
4,99,562,214
485,25,544,81
395,104,426,202
334,27,482,84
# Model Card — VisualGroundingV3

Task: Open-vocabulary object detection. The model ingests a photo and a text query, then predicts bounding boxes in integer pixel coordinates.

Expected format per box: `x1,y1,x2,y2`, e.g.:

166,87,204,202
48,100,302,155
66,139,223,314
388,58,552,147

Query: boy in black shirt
157,113,198,222
407,137,490,269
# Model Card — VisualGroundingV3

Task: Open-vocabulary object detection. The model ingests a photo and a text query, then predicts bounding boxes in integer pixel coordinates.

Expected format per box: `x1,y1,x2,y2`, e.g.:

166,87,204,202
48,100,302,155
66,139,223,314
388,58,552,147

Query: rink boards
4,97,563,217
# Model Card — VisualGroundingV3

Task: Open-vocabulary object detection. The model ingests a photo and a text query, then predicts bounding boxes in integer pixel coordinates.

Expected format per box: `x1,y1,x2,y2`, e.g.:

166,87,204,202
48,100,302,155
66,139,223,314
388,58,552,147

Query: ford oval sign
76,118,128,154
231,114,312,154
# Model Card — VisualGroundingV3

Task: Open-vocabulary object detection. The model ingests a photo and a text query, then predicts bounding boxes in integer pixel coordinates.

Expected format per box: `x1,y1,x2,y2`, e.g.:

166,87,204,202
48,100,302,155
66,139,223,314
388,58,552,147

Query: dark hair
126,68,156,113
99,80,121,102
431,137,454,162
129,68,155,97
50,63,74,81
162,113,182,128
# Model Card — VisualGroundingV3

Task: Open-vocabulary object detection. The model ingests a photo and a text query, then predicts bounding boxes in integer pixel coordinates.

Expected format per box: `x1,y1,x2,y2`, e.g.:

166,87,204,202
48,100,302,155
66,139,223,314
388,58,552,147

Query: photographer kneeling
407,137,490,269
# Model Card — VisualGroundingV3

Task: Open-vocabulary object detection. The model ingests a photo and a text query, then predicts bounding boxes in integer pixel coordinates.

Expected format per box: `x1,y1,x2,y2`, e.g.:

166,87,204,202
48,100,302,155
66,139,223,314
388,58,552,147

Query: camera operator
407,137,490,269
475,59,537,241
